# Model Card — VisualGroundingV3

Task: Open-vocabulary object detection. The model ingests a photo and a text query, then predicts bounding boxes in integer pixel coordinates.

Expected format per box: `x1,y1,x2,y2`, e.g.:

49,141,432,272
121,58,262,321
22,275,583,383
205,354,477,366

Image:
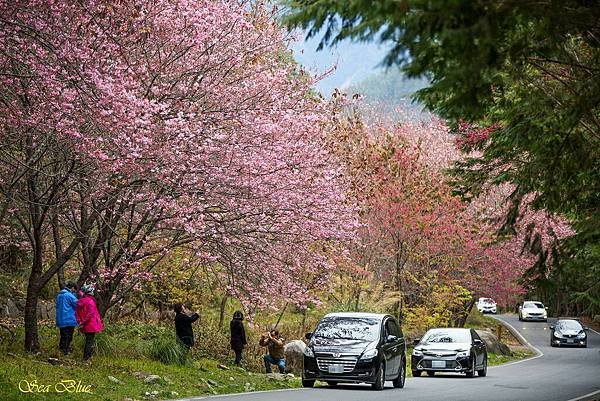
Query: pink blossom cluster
0,0,357,311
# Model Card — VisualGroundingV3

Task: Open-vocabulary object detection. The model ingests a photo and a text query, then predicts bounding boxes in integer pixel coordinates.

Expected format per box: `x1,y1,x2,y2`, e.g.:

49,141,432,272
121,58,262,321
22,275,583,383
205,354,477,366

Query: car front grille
316,356,358,373
420,360,460,369
528,312,543,316
423,351,457,357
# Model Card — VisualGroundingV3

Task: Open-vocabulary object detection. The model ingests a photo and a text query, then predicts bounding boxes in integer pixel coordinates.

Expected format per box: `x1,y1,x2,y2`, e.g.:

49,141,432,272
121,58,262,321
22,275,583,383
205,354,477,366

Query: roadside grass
487,349,533,366
0,323,299,401
0,310,533,399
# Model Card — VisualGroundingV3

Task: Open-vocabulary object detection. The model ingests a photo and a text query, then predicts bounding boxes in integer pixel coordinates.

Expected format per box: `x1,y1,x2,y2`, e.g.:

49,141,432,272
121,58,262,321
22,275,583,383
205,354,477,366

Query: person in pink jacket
76,284,103,361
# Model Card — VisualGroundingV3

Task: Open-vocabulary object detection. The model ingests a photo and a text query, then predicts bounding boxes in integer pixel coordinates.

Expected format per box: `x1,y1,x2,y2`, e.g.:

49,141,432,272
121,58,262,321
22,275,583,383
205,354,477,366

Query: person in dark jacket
173,303,199,348
55,282,78,355
230,311,247,365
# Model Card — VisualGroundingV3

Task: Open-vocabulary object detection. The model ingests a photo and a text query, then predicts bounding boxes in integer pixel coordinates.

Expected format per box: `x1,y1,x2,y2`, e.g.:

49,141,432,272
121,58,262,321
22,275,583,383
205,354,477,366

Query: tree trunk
57,265,65,290
456,298,475,328
354,289,361,311
24,280,40,352
24,217,44,353
301,308,308,335
218,295,228,329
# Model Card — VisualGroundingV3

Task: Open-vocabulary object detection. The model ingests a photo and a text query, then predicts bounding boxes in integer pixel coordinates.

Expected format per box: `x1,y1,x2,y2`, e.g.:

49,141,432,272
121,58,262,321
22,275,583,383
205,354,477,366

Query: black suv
302,312,406,390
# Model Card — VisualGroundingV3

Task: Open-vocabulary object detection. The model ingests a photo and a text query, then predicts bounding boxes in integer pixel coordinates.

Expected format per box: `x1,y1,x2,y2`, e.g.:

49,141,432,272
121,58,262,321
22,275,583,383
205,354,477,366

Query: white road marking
587,327,600,336
565,389,600,401
174,387,305,401
489,316,544,369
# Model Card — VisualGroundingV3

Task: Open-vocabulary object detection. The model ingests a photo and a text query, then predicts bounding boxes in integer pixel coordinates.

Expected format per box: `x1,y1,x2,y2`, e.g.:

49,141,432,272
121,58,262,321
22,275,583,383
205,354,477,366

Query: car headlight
457,350,469,357
412,348,423,357
361,348,378,360
577,332,586,339
553,331,563,338
303,347,314,357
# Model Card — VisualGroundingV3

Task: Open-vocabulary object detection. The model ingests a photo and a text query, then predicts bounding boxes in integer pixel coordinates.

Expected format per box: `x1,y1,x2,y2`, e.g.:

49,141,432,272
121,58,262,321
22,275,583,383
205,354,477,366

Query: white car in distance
477,298,497,314
519,301,548,322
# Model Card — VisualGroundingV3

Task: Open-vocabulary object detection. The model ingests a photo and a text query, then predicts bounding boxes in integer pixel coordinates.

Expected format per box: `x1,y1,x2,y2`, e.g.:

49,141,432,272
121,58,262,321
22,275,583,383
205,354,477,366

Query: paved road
178,315,600,401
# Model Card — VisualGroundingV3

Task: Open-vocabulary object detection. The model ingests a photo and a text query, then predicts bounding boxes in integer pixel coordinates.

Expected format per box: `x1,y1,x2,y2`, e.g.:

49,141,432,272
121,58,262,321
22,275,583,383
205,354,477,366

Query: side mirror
473,339,483,346
518,305,522,309
545,307,548,310
413,338,421,346
549,325,555,330
386,335,398,344
305,332,313,340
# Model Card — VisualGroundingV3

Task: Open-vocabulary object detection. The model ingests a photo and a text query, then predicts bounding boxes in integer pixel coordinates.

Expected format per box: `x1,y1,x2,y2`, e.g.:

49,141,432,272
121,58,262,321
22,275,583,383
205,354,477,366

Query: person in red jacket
76,284,103,361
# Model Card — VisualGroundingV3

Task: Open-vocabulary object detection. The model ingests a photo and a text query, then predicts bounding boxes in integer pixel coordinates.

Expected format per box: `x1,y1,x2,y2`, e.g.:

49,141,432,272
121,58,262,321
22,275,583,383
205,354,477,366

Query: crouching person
260,329,285,373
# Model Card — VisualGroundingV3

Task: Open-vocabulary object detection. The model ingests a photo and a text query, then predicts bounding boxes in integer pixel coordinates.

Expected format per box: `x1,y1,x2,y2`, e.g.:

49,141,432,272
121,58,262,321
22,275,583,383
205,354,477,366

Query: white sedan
519,301,548,322
477,298,497,314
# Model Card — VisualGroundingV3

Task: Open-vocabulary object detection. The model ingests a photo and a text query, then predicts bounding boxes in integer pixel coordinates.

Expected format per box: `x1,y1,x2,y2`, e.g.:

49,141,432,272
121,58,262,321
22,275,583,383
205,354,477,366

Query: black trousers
233,348,243,365
178,336,194,349
59,326,75,354
83,332,96,360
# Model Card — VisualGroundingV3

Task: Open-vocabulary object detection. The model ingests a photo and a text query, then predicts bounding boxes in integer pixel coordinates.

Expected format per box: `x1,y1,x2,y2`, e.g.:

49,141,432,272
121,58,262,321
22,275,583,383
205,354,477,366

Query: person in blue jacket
55,282,78,355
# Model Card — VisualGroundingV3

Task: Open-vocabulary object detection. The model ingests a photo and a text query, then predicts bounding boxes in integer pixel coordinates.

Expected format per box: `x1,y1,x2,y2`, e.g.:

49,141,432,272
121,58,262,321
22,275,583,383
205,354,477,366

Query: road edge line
488,315,544,368
170,386,305,401
565,388,600,401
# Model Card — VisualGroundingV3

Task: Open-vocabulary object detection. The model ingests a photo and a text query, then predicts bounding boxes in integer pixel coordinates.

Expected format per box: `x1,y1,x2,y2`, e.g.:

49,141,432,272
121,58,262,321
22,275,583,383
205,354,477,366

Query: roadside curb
489,315,544,367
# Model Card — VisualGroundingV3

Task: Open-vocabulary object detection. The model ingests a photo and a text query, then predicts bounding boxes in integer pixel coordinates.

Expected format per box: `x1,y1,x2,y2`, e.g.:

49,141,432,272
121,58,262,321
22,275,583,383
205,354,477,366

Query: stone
144,375,161,384
229,376,234,381
217,364,229,370
170,391,179,396
244,382,255,392
133,371,147,379
108,375,124,385
283,340,305,374
48,357,61,365
475,329,512,355
266,373,286,381
4,299,20,317
285,373,295,378
207,379,218,386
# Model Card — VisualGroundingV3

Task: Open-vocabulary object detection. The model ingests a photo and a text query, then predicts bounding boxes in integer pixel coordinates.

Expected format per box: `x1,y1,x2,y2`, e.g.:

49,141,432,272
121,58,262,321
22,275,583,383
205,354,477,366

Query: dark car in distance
550,319,588,347
411,328,487,378
302,312,406,390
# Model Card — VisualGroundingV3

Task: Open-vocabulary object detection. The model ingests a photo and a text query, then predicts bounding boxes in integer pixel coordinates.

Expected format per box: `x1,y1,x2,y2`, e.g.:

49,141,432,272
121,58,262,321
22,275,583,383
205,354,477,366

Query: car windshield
421,329,471,344
313,317,380,341
523,302,544,309
558,320,582,331
480,298,495,304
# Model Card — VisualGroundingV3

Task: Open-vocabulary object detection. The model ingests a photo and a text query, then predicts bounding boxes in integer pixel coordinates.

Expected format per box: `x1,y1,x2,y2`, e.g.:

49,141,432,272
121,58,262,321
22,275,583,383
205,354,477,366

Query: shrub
146,333,189,365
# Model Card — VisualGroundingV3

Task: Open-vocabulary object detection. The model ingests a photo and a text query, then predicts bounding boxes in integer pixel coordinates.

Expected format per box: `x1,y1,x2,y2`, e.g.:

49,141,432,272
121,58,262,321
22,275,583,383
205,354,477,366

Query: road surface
176,315,600,401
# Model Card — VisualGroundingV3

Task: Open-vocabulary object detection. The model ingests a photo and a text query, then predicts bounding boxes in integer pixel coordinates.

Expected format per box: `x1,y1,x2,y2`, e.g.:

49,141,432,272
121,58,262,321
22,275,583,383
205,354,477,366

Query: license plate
328,365,344,374
567,339,574,344
431,360,445,368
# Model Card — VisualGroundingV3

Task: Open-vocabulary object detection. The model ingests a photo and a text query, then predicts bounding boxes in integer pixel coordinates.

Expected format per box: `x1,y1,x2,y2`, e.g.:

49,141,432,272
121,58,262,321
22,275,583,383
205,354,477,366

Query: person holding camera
259,329,285,373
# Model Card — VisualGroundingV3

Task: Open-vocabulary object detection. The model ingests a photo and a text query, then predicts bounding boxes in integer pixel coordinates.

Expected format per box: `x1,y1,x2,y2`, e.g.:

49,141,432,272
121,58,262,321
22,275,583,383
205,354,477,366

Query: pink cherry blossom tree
0,0,356,351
